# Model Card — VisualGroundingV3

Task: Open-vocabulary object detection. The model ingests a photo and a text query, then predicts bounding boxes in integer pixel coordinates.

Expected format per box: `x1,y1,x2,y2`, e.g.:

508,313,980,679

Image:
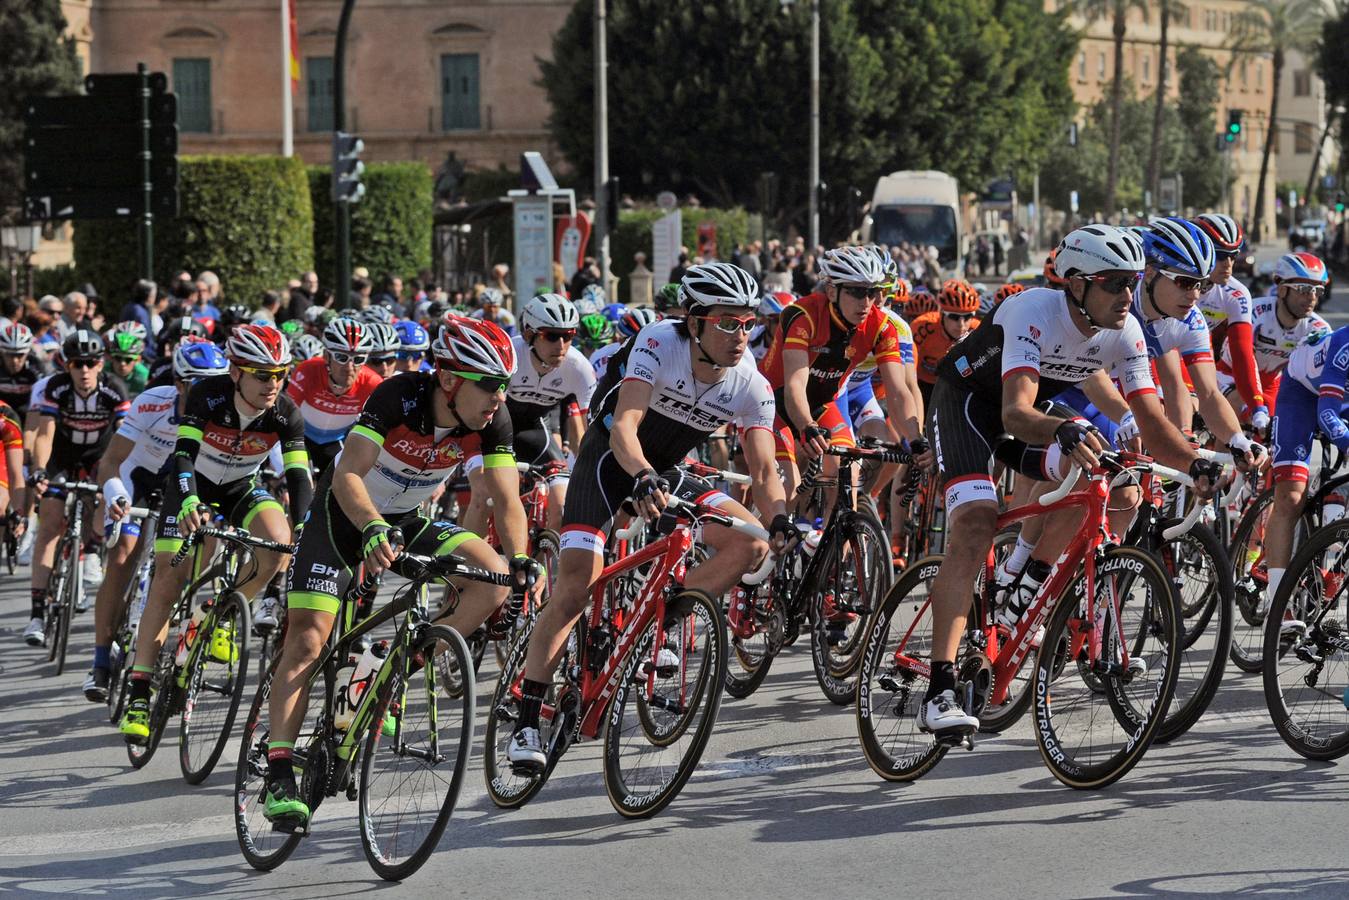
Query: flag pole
281,0,294,156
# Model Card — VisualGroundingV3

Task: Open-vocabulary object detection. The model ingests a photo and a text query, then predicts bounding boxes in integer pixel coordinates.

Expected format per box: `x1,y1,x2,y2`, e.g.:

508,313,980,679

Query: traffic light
1226,110,1243,143
332,131,365,204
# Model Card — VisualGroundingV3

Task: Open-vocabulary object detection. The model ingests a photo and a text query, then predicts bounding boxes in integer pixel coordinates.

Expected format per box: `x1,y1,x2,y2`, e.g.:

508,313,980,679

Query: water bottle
346,640,389,711
174,607,205,666
333,657,358,731
802,529,823,556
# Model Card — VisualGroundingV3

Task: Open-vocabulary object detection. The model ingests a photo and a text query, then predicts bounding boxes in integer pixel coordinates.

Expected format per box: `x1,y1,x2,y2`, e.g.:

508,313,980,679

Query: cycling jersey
589,341,624,381
1274,327,1349,483
912,310,979,386
36,372,130,471
28,374,51,418
0,401,21,490
286,356,383,447
847,307,915,387
115,386,179,481
506,336,595,424
347,371,515,516
1128,290,1213,364
760,292,903,414
1196,276,1253,333
0,358,44,416
748,325,774,362
1231,295,1330,375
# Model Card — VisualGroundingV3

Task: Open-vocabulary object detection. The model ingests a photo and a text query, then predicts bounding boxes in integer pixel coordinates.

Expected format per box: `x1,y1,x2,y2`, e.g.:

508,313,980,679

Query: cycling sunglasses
328,351,368,366
442,366,509,395
110,355,140,365
943,312,974,321
238,365,287,384
1284,282,1326,298
67,357,101,370
842,285,883,299
368,355,397,365
540,329,577,343
696,313,756,334
395,349,426,361
1158,270,1208,293
1084,271,1143,294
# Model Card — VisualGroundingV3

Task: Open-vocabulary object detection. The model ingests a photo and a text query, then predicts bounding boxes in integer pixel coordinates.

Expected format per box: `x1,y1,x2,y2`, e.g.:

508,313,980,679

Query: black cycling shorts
305,438,343,479
512,421,566,474
286,472,475,617
156,475,284,554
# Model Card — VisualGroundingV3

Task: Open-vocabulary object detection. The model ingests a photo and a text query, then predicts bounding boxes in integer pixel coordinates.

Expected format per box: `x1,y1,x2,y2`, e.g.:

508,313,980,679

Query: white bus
860,170,963,274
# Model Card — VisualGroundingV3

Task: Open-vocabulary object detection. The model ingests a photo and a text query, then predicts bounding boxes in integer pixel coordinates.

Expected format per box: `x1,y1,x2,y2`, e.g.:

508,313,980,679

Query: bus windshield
871,205,959,266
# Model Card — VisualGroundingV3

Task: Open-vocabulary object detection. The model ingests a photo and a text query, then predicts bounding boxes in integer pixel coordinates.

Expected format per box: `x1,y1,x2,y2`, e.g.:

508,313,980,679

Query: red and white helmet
226,323,293,368
0,322,34,354
431,315,517,377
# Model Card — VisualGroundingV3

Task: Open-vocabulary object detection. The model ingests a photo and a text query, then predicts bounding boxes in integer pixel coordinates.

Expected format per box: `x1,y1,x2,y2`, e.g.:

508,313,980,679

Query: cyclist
575,283,606,317
363,322,400,380
24,330,130,646
1194,214,1265,430
263,316,536,828
146,316,208,388
393,320,431,374
760,246,926,497
578,312,615,361
289,333,324,363
591,306,658,380
286,318,382,476
507,262,793,771
0,323,43,417
749,292,789,362
472,287,517,332
1245,252,1335,613
654,282,683,318
119,324,311,743
469,293,594,533
911,279,982,406
105,323,150,396
919,224,1219,737
82,339,230,702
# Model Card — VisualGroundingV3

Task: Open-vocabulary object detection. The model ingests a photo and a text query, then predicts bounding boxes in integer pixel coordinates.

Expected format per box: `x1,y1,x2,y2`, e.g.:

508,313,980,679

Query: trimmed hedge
73,155,313,308
308,162,433,288
610,207,751,293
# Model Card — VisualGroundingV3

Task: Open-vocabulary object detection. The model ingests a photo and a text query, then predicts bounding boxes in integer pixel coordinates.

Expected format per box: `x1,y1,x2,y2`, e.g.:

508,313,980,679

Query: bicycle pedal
1125,658,1147,678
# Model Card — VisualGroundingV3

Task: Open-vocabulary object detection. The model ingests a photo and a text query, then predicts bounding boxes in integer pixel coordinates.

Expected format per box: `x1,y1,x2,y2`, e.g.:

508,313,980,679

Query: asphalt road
1,565,1347,900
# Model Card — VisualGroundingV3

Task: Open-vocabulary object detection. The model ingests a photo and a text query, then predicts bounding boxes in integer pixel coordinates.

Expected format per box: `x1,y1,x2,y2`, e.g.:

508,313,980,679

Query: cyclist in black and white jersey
25,330,129,647
918,225,1221,737
507,262,794,771
0,323,44,417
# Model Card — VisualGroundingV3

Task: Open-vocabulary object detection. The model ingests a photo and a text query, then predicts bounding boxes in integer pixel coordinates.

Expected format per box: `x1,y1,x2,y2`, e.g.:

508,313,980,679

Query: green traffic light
1338,203,1346,212
1225,133,1236,142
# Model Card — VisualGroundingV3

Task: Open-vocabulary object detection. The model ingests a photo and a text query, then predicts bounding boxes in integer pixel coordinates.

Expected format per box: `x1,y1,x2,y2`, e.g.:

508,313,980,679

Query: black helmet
62,328,104,361
220,303,251,328
160,315,207,345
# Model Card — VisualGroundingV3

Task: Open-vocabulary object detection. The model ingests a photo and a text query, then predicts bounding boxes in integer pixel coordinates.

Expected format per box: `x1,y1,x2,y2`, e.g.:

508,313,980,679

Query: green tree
1315,2,1349,197
1230,0,1325,239
308,162,433,288
0,0,83,219
1174,45,1226,210
1076,0,1149,216
1145,1,1185,208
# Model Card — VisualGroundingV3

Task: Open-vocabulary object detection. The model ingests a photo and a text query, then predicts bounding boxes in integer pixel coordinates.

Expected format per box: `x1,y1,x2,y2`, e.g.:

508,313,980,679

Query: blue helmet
759,293,785,316
602,302,627,323
395,319,430,351
1140,217,1215,278
616,306,659,338
173,337,230,380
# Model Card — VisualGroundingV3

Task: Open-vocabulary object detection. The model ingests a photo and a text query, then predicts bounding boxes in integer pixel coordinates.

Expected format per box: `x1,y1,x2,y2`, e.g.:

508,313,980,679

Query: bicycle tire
975,529,1035,734
494,529,563,671
482,617,561,809
233,665,308,871
1032,546,1181,789
723,575,781,700
602,590,727,818
811,512,890,705
55,537,83,677
180,592,252,784
5,528,14,575
358,624,475,881
855,556,951,782
1260,521,1349,760
1152,520,1233,744
44,535,73,664
127,640,178,769
636,590,719,746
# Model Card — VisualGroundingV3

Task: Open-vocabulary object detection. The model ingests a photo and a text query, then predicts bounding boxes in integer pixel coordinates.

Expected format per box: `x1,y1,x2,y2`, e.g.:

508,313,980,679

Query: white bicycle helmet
818,246,887,287
1053,225,1146,279
521,293,581,332
321,317,374,354
173,337,230,379
431,315,518,377
290,333,325,362
358,305,394,325
0,322,34,354
365,322,400,356
226,323,293,368
680,262,761,312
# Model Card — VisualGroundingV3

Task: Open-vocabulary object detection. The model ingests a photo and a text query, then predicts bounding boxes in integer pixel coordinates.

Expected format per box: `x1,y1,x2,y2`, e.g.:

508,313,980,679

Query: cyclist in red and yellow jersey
911,279,982,405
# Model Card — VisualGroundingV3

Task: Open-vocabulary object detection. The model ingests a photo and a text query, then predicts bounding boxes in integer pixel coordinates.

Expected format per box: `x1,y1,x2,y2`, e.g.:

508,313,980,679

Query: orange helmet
888,277,912,307
905,290,940,319
1043,249,1066,287
993,283,1026,308
938,279,980,315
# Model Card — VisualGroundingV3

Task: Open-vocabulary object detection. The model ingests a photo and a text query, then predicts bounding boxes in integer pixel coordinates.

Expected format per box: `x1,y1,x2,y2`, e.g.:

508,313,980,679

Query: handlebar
170,526,296,569
49,479,101,494
613,495,772,544
682,461,752,485
346,527,513,598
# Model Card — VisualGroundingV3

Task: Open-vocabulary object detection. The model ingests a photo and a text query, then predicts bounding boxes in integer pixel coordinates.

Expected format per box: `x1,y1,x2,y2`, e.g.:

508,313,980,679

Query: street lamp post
333,0,358,300
1,225,41,299
594,0,610,292
781,0,820,250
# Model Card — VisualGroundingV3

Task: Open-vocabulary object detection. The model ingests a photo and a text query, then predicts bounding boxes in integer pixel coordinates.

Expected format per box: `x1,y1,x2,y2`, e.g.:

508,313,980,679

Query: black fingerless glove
769,513,796,545
1054,419,1097,455
632,468,667,502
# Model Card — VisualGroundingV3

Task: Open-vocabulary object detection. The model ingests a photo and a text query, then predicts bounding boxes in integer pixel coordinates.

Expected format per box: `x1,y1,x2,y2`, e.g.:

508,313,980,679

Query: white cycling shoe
507,726,547,772
23,617,45,647
917,689,979,735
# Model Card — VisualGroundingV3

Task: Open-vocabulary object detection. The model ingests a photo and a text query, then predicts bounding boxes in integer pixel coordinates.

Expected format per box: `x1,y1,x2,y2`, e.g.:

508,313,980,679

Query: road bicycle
484,495,755,818
856,451,1196,789
2,509,20,575
726,439,902,703
39,480,101,675
235,532,505,881
127,526,293,785
106,494,161,726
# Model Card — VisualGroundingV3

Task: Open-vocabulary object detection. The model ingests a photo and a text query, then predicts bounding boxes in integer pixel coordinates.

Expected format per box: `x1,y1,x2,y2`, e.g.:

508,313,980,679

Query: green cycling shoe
120,699,151,745
263,779,311,829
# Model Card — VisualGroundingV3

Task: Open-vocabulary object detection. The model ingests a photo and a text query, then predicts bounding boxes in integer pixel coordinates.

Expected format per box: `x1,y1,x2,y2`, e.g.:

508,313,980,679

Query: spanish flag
287,0,300,93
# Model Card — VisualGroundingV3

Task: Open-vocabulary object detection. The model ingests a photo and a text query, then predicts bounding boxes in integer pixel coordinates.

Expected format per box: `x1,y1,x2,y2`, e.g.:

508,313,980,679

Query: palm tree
1145,1,1186,211
1230,0,1325,240
1077,0,1149,218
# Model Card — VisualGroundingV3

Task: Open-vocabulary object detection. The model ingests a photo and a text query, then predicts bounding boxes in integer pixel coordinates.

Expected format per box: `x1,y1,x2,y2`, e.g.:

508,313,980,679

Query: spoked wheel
55,544,82,676
855,556,950,782
45,538,74,668
180,593,252,784
126,640,178,770
483,618,565,810
811,513,891,705
1261,522,1349,760
111,561,154,724
1032,547,1181,789
234,661,325,872
358,624,475,882
1229,488,1274,673
603,590,727,818
977,529,1036,733
1152,521,1233,743
723,571,785,700
495,529,561,669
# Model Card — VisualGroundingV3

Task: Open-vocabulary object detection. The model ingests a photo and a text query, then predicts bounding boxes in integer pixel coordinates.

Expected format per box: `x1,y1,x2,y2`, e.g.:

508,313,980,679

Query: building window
1098,51,1106,79
440,53,481,131
1142,53,1150,83
1205,9,1216,30
1255,62,1263,92
173,58,211,133
307,56,334,132
1294,69,1312,96
1295,121,1314,154
1078,51,1086,80
1240,60,1248,90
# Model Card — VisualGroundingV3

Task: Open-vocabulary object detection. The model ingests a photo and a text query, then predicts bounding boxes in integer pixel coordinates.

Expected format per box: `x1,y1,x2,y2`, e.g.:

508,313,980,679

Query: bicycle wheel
855,556,949,782
723,573,783,700
44,536,73,665
1229,489,1319,673
1152,520,1233,744
811,512,890,705
603,589,727,818
482,618,564,809
1032,546,1181,789
234,661,325,871
977,529,1036,734
358,624,475,881
55,539,83,676
180,592,252,784
126,640,179,769
1261,521,1349,760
